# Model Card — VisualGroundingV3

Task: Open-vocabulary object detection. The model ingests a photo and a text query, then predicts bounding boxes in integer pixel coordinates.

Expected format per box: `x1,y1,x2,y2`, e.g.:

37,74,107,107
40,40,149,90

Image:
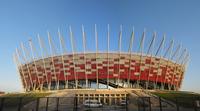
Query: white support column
20,43,34,90
146,32,156,89
47,32,58,90
82,25,88,88
38,35,50,90
14,53,27,92
179,50,187,66
162,40,174,90
29,39,42,90
163,40,174,58
13,54,24,91
169,44,181,90
128,27,134,88
137,30,145,88
69,26,78,88
107,24,110,89
183,52,190,67
172,48,185,90
95,24,99,88
155,35,165,89
117,25,122,88
58,29,68,89
175,49,186,90
179,52,189,89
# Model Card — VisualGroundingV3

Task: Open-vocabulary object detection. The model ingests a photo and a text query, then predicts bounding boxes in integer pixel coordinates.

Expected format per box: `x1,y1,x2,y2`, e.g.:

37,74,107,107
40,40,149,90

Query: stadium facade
13,25,189,92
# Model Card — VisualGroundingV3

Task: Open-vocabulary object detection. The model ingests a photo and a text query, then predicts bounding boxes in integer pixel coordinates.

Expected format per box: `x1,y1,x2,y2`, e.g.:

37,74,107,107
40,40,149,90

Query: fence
0,97,200,111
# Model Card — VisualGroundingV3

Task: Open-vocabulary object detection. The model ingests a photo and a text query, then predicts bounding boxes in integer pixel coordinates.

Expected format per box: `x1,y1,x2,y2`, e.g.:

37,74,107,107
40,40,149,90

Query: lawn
152,90,200,108
0,92,52,109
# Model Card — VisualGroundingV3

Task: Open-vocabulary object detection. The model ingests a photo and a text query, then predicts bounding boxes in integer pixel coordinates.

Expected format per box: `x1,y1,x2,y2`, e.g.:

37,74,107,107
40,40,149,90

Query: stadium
13,25,189,92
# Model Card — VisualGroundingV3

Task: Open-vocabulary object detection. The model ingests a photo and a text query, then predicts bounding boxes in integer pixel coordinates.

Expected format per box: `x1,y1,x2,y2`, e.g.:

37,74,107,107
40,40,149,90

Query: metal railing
0,97,200,111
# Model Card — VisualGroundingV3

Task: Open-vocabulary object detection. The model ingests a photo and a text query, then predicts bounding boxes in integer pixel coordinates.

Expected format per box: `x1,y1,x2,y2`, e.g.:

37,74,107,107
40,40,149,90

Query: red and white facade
13,25,189,92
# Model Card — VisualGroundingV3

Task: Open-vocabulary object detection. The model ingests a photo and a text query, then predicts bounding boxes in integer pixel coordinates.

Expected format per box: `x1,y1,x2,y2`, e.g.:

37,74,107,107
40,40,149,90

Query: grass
1,92,51,97
152,90,200,108
0,92,52,108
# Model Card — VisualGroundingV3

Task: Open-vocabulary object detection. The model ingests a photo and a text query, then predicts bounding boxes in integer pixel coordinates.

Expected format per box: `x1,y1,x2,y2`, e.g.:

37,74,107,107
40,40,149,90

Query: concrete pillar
77,94,80,103
104,94,106,104
83,94,85,104
120,94,122,103
109,94,112,105
115,94,117,105
98,95,100,102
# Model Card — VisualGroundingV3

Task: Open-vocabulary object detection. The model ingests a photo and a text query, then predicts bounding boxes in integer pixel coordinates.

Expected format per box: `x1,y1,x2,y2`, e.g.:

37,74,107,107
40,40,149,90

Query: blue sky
0,0,200,92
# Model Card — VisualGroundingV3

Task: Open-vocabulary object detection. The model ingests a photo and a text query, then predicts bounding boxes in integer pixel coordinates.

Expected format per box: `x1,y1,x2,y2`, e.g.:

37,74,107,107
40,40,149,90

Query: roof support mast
175,49,186,90
169,44,181,90
162,40,174,90
38,35,50,90
47,32,58,90
179,52,189,89
20,43,34,90
95,24,99,88
137,30,145,88
128,27,135,88
29,39,42,90
69,26,78,89
155,35,165,89
146,32,156,89
183,52,190,68
58,29,68,89
107,24,110,89
117,25,122,88
82,25,88,88
172,47,185,90
14,52,28,92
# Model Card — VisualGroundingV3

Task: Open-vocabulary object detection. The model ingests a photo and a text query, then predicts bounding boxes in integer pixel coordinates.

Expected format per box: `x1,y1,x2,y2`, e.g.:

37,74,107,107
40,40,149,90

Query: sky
0,0,200,92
